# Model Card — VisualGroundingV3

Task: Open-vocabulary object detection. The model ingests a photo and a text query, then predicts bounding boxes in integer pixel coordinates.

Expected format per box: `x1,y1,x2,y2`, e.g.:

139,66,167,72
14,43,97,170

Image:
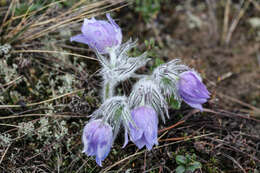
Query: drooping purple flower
178,71,210,111
71,13,122,54
82,119,113,167
126,106,158,150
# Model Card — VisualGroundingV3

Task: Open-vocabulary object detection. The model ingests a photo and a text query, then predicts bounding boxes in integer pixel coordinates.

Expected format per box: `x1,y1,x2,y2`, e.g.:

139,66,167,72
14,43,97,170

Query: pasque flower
71,10,211,167
178,71,210,111
71,13,122,54
127,106,158,150
82,119,113,167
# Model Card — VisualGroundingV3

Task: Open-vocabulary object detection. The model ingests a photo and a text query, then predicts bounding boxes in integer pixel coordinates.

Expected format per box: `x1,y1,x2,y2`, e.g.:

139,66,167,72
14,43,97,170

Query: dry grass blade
11,49,97,61
225,0,250,44
203,108,260,123
2,0,130,44
5,2,34,41
217,93,260,113
0,76,23,87
0,144,11,165
0,0,15,33
0,113,85,120
20,0,129,43
221,153,246,173
10,0,66,21
0,88,84,109
221,0,230,44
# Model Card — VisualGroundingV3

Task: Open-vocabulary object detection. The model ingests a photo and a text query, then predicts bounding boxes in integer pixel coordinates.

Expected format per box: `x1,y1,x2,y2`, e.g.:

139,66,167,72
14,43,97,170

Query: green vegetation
175,154,202,173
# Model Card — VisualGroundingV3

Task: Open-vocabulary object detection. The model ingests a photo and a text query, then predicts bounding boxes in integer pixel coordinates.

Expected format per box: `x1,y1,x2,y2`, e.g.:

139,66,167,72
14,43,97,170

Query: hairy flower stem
109,49,117,67
131,74,149,79
103,81,115,101
102,50,117,102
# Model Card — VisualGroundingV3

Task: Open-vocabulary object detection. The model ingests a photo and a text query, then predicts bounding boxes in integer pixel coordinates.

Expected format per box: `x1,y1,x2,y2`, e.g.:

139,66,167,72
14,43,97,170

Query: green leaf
176,165,186,173
187,161,202,172
176,155,187,165
114,107,123,122
150,57,165,71
154,58,164,66
162,77,171,85
168,96,181,110
144,40,149,47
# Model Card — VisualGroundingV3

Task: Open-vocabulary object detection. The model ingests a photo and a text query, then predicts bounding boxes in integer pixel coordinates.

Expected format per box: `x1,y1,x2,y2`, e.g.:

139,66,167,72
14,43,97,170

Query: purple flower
125,106,158,150
178,71,210,111
71,13,122,54
82,119,113,167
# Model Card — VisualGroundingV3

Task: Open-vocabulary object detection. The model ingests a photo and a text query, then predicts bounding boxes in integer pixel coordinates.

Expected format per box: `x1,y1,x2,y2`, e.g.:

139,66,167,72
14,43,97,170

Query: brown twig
158,120,185,133
159,135,192,142
143,151,147,172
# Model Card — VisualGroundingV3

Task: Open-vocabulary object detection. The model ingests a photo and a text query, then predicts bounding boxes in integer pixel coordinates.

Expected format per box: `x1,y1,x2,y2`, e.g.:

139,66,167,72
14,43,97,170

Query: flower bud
71,13,122,54
82,120,113,166
178,71,210,111
129,106,158,150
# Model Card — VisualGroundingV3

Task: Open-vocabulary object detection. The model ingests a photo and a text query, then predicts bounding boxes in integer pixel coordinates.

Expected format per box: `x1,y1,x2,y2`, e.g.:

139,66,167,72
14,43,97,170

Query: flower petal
134,135,146,149
122,128,129,148
82,120,113,167
70,34,89,45
71,14,122,54
178,71,210,110
186,102,203,111
129,106,158,150
130,127,143,141
96,157,102,167
106,13,120,29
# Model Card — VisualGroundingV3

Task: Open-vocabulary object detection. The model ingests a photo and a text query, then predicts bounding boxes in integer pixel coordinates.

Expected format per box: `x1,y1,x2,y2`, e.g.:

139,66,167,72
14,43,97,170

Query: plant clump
71,13,210,166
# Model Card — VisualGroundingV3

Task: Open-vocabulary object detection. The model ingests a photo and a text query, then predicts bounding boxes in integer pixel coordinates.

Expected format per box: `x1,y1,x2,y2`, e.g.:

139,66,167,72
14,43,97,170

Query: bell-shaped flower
71,13,122,54
127,106,158,150
178,71,210,111
82,119,113,167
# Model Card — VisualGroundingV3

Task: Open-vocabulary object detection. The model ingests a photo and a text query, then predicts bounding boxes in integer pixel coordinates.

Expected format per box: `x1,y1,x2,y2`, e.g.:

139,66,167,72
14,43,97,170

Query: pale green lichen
37,117,52,141
54,120,68,140
57,73,75,94
0,57,18,83
44,103,55,114
9,91,23,103
18,121,35,137
0,44,11,56
0,133,12,147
